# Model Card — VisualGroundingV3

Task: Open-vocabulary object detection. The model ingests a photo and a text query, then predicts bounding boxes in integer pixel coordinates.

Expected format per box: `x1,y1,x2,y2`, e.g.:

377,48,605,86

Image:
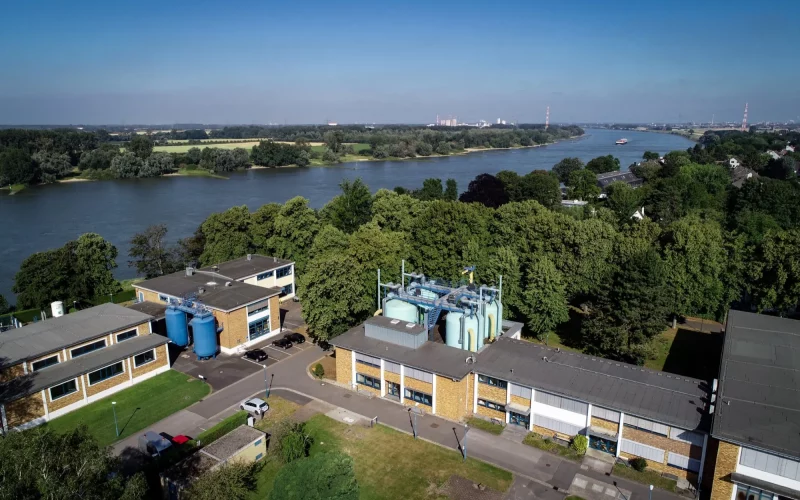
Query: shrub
312,363,324,378
197,411,249,445
629,457,648,472
281,424,312,463
570,435,588,455
271,451,358,500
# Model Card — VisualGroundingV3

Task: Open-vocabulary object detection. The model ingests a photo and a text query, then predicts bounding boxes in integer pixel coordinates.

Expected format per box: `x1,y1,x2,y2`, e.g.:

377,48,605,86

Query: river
0,129,693,301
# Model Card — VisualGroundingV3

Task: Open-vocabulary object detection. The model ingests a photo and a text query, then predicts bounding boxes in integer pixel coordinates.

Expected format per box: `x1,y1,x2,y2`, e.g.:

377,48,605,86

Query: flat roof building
0,303,170,431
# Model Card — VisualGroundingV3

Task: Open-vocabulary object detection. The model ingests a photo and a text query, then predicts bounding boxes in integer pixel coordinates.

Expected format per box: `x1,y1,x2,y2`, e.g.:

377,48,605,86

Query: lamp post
265,371,274,399
649,484,654,500
462,423,468,462
409,407,422,439
263,365,268,398
112,401,119,437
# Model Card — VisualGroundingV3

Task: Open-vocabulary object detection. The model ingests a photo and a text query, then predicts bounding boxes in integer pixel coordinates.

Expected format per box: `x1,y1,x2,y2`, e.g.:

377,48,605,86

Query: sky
1,0,798,125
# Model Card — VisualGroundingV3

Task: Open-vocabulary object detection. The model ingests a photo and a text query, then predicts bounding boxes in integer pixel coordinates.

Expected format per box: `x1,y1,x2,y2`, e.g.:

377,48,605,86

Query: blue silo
165,307,189,347
191,314,218,359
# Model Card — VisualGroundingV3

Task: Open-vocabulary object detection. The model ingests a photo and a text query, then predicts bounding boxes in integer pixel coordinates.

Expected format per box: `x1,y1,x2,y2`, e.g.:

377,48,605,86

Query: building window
740,447,800,481
116,329,137,342
385,361,401,374
478,374,507,389
534,414,585,437
256,271,273,281
71,339,106,358
667,452,701,473
88,362,124,385
248,305,269,316
624,415,669,437
355,352,380,368
255,453,264,461
248,318,271,340
276,266,292,279
254,439,262,446
158,294,169,302
280,283,294,297
735,485,776,500
405,367,433,383
534,391,588,415
138,291,144,302
49,380,77,400
356,373,380,389
387,381,400,397
478,398,506,412
404,388,432,406
134,350,155,367
32,355,59,372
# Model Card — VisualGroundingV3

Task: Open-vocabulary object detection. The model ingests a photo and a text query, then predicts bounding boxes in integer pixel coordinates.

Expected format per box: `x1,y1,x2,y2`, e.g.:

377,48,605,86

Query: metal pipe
377,269,381,310
468,328,477,352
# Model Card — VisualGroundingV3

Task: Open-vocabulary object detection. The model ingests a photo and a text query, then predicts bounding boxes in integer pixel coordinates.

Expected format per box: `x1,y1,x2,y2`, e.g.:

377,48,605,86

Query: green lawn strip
250,413,512,499
467,416,505,435
522,432,583,461
45,371,210,447
612,464,677,492
565,496,586,500
175,168,227,179
254,396,299,432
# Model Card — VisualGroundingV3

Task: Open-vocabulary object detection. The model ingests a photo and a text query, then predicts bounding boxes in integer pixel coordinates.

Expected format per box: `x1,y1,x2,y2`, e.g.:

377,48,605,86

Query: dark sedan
244,349,268,362
284,332,305,344
272,337,293,349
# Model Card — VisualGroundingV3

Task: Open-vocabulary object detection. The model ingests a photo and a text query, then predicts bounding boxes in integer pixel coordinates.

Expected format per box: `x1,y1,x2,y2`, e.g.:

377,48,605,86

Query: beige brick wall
620,451,697,482
136,288,160,303
404,376,434,414
510,395,531,408
6,392,45,427
477,404,506,420
46,378,85,412
710,440,739,500
477,379,507,405
0,363,25,382
132,344,169,378
592,416,619,434
622,425,701,459
269,296,280,332
84,360,128,397
354,363,381,396
335,348,352,386
230,437,268,463
436,375,469,422
217,307,249,349
384,371,400,385
534,424,574,442
136,323,149,337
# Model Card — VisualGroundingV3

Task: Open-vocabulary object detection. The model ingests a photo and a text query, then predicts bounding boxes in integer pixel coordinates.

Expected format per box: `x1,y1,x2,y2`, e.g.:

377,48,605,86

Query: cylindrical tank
384,299,418,324
191,314,218,358
484,300,500,340
166,308,189,347
445,312,463,348
463,313,480,352
50,301,64,318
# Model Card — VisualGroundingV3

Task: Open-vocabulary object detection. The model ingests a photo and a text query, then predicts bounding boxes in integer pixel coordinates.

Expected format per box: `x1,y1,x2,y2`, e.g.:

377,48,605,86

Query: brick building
133,255,293,355
331,315,712,488
0,303,170,431
708,311,800,500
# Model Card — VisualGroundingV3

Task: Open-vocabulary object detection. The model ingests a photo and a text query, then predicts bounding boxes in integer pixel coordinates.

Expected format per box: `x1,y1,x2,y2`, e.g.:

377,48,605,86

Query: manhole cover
430,423,439,429
343,393,352,398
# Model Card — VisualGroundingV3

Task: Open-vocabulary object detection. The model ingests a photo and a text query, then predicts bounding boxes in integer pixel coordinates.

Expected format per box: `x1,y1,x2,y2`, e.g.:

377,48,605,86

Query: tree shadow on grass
662,329,723,380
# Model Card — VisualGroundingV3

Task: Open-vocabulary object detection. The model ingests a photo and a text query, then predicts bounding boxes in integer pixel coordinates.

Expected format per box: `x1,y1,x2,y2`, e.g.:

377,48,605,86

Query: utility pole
742,102,748,131
112,401,119,437
545,106,550,130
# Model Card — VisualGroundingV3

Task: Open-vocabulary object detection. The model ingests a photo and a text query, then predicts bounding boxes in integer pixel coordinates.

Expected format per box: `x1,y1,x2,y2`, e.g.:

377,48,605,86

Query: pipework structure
376,260,503,353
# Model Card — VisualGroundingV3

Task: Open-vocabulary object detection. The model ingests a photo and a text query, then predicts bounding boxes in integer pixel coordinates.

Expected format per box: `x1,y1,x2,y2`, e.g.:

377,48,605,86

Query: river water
0,129,693,300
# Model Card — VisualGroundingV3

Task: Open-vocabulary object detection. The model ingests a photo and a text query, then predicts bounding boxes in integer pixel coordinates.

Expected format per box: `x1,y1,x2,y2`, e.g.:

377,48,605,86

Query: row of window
248,318,271,341
32,329,140,373
740,447,800,481
355,352,380,368
256,271,274,281
71,339,107,358
624,415,670,437
248,305,269,317
47,349,156,401
478,374,507,389
404,388,432,406
478,398,505,412
534,390,588,415
280,283,294,297
276,266,292,279
356,373,380,389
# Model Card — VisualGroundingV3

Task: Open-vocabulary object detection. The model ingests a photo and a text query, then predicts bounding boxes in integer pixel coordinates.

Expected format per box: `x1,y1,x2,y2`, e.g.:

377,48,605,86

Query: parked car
284,332,305,344
138,431,173,457
317,340,331,351
272,337,293,349
240,398,269,415
244,349,268,362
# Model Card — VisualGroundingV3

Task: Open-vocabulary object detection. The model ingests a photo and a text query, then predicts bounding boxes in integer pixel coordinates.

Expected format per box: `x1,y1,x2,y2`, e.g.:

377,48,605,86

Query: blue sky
1,0,797,124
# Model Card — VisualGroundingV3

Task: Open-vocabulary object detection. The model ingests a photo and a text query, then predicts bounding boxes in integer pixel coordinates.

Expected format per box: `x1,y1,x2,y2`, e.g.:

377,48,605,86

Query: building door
509,411,530,428
386,381,400,398
589,435,617,455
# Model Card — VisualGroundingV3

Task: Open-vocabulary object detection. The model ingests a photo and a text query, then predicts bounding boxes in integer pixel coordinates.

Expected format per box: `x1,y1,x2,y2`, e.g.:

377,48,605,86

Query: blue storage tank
191,314,218,359
165,307,189,347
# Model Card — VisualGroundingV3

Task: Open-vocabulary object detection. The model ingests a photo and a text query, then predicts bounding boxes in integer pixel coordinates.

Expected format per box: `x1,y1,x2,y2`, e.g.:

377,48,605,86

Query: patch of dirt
443,475,504,500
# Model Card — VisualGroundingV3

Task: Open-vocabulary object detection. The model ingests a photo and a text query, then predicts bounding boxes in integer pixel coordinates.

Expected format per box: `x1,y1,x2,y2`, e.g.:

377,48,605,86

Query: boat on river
615,138,628,145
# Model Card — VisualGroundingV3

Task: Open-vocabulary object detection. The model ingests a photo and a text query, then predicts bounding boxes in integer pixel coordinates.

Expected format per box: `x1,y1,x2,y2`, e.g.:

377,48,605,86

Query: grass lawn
612,463,677,492
566,496,586,500
173,168,227,179
45,371,210,447
644,327,722,380
152,141,262,153
9,183,26,194
250,414,513,499
467,416,505,435
254,396,299,432
523,432,583,462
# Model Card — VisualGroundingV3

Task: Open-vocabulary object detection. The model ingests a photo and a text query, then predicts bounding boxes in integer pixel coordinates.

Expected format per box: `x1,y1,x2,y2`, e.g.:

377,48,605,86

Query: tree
630,160,661,181
565,169,600,200
110,152,143,178
185,461,259,500
482,247,523,318
0,148,37,185
271,197,320,273
271,452,358,500
13,247,74,309
138,151,174,177
414,178,444,201
661,151,690,177
459,173,509,208
321,178,373,233
0,425,146,500
496,171,524,202
642,151,660,161
250,203,281,255
605,181,643,223
586,155,620,175
32,151,72,183
749,229,800,313
300,252,364,340
435,141,450,155
0,294,12,315
185,147,202,164
199,206,252,266
128,224,181,278
323,130,345,153
444,178,458,201
280,423,312,463
73,233,121,299
127,135,153,160
523,170,561,208
552,157,584,183
415,142,433,156
582,249,671,364
371,189,423,233
518,255,569,343
79,145,119,171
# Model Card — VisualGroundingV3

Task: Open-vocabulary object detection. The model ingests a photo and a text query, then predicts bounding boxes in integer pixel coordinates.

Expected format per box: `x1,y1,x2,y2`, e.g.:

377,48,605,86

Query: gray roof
11,334,168,396
126,301,167,319
476,337,710,431
201,425,264,460
712,310,800,459
199,255,293,281
0,304,153,365
330,323,476,380
137,270,280,312
596,171,643,189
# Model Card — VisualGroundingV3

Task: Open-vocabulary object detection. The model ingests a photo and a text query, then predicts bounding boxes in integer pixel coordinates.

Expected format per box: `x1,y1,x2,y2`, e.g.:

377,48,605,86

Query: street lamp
462,423,468,462
649,484,654,500
265,372,274,399
112,401,119,437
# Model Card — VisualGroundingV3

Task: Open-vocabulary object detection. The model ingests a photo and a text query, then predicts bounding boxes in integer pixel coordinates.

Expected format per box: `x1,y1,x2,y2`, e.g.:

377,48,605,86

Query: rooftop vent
390,319,400,325
247,254,252,261
225,281,232,287
186,267,194,276
405,323,415,329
